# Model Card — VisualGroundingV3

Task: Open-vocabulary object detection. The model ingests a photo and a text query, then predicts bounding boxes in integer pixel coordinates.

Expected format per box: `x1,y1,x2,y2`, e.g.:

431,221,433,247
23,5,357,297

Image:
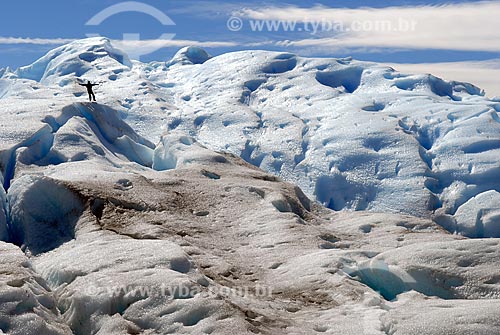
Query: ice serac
0,102,155,191
2,101,155,253
46,102,155,167
14,37,131,85
167,46,212,66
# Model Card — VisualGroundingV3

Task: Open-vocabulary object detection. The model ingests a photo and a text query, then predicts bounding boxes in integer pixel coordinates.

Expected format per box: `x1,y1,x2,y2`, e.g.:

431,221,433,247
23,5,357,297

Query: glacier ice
455,190,500,238
132,46,499,236
152,132,229,170
167,46,212,66
32,232,210,334
14,38,131,85
0,184,7,241
383,292,500,335
0,38,499,334
7,175,85,255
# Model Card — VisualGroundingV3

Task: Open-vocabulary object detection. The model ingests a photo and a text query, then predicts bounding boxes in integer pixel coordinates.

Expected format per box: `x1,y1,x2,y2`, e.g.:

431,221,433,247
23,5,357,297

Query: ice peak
167,46,212,66
14,37,132,85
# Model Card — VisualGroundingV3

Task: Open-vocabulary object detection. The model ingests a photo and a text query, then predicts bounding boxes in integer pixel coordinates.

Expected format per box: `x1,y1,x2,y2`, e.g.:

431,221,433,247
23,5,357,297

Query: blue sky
1,0,499,94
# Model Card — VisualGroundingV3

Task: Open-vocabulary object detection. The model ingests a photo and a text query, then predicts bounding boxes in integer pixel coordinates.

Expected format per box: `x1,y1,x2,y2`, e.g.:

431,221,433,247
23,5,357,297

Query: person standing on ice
79,80,99,102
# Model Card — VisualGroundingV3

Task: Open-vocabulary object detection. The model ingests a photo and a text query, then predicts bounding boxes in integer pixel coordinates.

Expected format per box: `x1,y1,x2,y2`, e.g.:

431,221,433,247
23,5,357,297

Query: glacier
0,37,499,334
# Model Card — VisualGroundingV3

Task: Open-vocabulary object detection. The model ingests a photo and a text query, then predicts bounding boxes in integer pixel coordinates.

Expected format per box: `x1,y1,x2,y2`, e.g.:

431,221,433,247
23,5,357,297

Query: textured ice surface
8,175,85,255
383,292,500,335
3,38,492,236
167,46,212,66
3,38,499,238
14,38,131,85
0,242,72,335
0,38,500,334
32,232,216,334
454,190,500,237
0,184,7,241
355,238,500,300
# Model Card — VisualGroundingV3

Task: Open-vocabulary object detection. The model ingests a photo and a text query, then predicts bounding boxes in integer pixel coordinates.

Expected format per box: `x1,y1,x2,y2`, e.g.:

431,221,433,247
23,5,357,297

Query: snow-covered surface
0,37,499,334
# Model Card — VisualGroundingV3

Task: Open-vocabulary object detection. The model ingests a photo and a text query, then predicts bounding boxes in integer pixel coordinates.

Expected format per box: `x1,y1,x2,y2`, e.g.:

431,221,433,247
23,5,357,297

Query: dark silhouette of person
79,81,99,101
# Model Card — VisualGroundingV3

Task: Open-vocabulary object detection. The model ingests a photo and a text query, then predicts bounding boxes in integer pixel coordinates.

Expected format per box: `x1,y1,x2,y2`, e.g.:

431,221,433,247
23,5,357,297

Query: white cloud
168,1,247,18
0,36,237,48
112,39,237,50
387,59,500,97
237,1,500,52
0,37,76,45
